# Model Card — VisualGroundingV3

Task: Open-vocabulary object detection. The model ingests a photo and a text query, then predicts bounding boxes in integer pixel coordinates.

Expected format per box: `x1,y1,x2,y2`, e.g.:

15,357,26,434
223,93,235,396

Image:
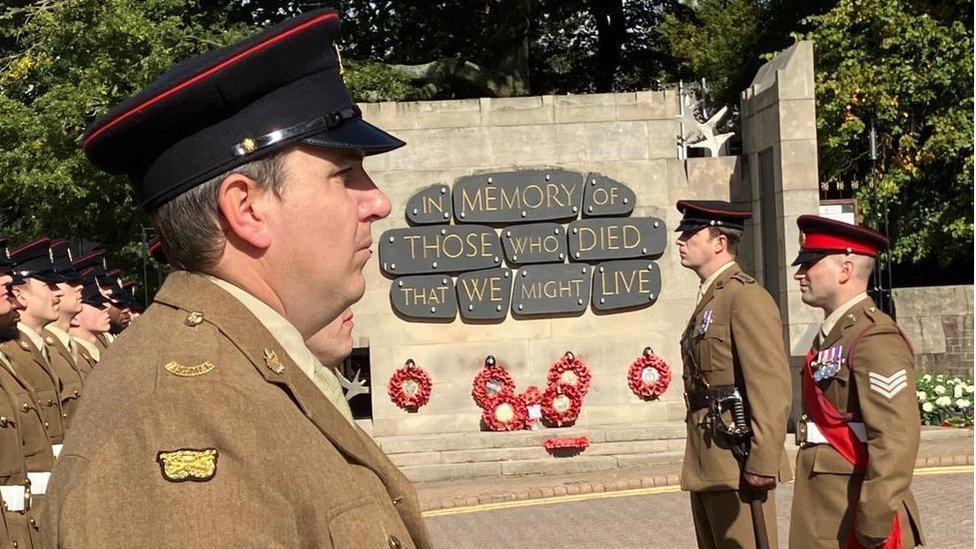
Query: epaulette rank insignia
156,448,218,482
164,360,215,377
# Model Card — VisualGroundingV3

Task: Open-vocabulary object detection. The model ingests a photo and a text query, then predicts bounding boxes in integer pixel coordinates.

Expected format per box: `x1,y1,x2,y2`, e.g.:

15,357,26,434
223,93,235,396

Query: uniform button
0,416,7,427
73,390,79,397
392,496,404,506
28,517,37,527
47,399,54,406
63,413,68,419
44,422,50,428
388,535,402,549
21,402,29,412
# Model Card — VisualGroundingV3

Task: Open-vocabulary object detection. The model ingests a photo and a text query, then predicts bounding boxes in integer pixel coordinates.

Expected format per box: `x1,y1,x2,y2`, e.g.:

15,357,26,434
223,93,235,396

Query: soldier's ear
837,257,856,284
216,172,273,251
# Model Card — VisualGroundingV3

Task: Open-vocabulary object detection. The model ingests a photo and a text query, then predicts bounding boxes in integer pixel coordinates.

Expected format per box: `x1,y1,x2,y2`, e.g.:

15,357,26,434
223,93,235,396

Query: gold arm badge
164,360,215,377
156,448,218,482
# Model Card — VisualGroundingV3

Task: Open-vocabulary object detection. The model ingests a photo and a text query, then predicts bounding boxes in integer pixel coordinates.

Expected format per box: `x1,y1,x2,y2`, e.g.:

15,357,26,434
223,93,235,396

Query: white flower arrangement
916,373,975,428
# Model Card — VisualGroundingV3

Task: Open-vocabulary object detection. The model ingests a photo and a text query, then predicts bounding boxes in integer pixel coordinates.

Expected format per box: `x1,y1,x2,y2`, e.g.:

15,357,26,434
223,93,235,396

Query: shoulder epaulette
730,271,756,285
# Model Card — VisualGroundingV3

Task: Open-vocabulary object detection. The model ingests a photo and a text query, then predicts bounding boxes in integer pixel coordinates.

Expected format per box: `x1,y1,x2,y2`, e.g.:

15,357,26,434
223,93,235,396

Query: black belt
684,385,738,411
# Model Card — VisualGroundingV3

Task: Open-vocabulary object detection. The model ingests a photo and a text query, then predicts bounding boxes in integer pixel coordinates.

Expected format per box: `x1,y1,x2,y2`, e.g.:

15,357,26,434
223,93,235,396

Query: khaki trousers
690,489,778,549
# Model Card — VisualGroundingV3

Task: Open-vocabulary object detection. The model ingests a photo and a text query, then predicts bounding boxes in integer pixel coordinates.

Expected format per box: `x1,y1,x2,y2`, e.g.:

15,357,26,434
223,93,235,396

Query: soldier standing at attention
790,215,923,548
42,9,431,548
0,237,56,547
66,269,112,372
675,200,792,549
3,239,67,454
41,239,86,420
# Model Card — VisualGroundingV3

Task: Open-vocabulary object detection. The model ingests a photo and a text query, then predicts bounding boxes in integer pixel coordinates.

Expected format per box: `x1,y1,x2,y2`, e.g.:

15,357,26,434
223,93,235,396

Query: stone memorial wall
355,42,819,436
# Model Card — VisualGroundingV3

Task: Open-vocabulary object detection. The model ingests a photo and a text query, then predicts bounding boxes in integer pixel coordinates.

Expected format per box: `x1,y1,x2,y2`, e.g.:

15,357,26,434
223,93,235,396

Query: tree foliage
658,0,835,106
0,0,970,275
801,0,973,264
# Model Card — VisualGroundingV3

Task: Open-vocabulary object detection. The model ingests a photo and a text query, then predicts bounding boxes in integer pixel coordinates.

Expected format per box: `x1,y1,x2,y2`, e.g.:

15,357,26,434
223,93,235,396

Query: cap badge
240,137,258,154
263,348,284,374
156,448,218,482
164,360,215,377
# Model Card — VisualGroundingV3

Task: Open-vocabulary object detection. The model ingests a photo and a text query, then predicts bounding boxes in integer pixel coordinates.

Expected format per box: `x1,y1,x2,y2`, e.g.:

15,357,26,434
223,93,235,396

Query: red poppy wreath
472,355,516,408
541,384,583,427
628,347,671,400
546,351,592,396
388,359,433,411
482,390,528,431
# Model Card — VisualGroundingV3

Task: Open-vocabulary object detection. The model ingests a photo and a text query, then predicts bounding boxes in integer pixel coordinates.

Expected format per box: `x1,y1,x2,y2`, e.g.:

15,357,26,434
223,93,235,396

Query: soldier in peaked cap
40,240,87,418
675,200,792,549
0,237,55,548
0,239,64,538
95,269,133,336
42,9,431,549
790,216,923,548
1,239,68,450
69,250,118,350
66,269,112,372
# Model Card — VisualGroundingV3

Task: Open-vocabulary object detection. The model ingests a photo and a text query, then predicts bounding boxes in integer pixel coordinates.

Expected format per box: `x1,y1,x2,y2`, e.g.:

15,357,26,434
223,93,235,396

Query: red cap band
802,232,878,256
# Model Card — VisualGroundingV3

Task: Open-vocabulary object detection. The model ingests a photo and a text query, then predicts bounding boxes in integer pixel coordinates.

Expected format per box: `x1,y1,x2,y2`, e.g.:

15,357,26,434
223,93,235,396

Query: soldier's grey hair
708,226,742,256
151,154,288,272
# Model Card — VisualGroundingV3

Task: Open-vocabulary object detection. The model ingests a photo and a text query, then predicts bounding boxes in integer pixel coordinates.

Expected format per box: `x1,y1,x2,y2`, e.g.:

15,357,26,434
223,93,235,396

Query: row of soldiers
0,236,139,546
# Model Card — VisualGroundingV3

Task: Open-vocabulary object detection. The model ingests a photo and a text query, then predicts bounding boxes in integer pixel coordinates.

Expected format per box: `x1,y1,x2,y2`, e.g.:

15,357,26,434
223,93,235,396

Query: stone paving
426,468,974,548
416,432,973,512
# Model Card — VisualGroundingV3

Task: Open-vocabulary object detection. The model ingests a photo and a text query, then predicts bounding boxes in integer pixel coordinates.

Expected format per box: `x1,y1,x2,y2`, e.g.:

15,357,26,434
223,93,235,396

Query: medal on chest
697,309,714,336
812,345,844,382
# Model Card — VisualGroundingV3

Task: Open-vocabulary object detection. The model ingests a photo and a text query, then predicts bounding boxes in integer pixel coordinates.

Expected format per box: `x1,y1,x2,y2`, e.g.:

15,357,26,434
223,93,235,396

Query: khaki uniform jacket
92,334,110,354
680,264,793,491
791,298,923,547
42,272,432,548
0,354,55,472
0,337,64,444
70,340,97,373
41,328,84,424
1,350,51,549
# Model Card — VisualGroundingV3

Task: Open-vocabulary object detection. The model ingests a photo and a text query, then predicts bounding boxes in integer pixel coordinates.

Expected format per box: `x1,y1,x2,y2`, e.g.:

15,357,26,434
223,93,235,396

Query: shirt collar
45,325,73,350
73,336,100,361
206,276,318,380
820,292,869,339
699,260,736,295
17,322,49,358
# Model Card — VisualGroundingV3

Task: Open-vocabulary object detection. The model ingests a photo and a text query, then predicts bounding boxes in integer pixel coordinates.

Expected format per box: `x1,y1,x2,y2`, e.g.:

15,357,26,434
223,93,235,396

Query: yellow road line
422,464,972,518
423,484,681,518
913,464,972,475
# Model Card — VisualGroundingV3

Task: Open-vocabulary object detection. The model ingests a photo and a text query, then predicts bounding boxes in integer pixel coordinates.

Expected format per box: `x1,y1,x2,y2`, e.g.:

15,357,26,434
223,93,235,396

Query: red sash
803,349,902,549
